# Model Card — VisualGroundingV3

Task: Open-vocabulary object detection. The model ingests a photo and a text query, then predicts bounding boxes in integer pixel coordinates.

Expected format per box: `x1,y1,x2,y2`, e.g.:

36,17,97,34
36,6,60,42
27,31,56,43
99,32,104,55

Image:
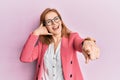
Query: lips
52,25,59,30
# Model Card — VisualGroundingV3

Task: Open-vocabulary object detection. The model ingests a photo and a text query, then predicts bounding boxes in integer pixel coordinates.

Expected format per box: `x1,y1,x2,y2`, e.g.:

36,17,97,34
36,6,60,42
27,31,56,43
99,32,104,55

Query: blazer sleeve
72,33,84,52
20,33,40,62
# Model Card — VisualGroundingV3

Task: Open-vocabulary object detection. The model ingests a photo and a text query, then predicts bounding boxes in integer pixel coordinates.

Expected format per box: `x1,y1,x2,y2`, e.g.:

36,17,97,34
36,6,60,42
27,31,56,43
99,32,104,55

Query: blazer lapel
61,36,70,79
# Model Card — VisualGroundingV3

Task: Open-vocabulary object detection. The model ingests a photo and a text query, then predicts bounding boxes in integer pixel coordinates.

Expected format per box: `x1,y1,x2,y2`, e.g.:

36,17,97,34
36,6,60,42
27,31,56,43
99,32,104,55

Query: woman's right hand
33,23,53,36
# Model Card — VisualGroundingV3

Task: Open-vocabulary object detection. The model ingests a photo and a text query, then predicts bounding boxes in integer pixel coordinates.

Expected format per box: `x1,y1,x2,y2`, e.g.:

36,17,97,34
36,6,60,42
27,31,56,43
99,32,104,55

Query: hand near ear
82,37,100,64
33,23,53,36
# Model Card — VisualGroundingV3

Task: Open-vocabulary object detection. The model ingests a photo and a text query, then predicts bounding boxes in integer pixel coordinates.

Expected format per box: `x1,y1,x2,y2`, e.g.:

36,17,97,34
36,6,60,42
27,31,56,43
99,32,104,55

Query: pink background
0,0,120,80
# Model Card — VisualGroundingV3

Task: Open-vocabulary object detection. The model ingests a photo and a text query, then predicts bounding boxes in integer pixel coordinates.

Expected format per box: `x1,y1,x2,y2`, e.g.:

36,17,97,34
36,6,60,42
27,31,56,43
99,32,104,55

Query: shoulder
68,32,84,42
63,32,81,42
69,32,80,38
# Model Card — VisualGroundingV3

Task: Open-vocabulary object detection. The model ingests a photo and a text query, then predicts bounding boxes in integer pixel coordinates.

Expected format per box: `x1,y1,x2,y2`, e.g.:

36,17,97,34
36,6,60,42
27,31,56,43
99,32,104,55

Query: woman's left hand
82,37,100,63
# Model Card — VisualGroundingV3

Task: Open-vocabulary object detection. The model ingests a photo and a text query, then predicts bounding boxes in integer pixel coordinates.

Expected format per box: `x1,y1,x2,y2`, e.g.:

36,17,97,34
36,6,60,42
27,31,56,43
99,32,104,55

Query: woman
20,8,100,80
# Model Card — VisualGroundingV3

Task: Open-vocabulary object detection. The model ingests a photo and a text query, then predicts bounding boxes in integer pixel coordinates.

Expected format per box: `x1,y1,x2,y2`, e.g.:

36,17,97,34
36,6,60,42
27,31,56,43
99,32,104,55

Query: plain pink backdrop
0,0,120,80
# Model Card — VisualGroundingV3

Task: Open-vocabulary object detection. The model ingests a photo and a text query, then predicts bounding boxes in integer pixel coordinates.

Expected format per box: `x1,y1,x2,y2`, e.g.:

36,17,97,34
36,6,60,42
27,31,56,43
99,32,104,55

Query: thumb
47,33,53,35
82,50,90,64
39,23,44,28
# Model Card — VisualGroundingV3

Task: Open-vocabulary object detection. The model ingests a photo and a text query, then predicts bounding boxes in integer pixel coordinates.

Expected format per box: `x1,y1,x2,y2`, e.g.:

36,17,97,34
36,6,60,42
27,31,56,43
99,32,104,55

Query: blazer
20,32,84,80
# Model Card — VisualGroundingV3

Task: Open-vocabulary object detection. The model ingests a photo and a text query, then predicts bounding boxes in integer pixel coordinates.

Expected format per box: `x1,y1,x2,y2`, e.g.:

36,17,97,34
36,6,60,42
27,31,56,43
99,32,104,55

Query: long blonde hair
39,8,71,45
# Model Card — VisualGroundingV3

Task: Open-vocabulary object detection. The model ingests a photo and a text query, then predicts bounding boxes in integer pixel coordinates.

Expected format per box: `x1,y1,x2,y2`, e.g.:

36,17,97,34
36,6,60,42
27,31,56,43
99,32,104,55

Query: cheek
59,23,62,30
59,21,62,25
59,25,62,31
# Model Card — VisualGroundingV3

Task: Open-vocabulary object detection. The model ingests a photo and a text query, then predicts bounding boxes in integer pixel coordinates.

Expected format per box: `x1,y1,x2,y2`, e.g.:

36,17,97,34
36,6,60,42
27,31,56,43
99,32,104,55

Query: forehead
45,11,58,20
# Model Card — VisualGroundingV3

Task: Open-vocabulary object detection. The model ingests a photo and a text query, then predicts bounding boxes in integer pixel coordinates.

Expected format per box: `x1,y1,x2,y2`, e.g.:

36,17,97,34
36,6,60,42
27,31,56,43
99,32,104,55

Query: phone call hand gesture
33,23,53,36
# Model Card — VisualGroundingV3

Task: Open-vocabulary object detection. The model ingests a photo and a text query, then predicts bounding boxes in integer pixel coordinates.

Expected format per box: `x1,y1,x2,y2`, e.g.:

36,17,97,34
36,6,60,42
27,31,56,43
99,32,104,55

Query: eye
54,17,59,20
46,20,51,24
54,17,60,22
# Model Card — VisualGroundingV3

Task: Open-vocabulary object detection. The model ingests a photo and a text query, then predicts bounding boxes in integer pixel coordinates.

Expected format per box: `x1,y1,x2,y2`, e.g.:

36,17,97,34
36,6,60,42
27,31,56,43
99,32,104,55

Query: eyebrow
45,16,58,20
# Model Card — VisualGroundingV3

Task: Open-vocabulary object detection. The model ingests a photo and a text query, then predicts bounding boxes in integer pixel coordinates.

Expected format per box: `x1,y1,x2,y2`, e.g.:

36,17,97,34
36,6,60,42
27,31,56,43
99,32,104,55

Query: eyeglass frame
44,16,61,26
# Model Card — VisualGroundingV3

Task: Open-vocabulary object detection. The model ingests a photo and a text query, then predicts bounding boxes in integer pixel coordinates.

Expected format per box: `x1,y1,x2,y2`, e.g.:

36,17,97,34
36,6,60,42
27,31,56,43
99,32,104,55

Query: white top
42,41,64,80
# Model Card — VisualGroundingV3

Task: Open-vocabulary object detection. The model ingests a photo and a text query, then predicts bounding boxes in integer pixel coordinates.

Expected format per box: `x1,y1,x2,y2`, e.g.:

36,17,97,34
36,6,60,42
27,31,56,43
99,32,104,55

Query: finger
85,57,90,64
96,53,100,59
82,50,90,64
47,33,53,35
41,33,53,35
90,54,96,60
82,46,90,53
83,48,90,53
39,23,44,28
85,37,96,42
93,47,100,59
40,23,43,26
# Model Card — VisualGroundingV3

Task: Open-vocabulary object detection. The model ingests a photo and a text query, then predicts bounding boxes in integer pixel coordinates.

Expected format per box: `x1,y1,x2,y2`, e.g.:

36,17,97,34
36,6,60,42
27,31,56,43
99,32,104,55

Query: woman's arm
72,33,84,52
82,37,100,63
20,33,40,62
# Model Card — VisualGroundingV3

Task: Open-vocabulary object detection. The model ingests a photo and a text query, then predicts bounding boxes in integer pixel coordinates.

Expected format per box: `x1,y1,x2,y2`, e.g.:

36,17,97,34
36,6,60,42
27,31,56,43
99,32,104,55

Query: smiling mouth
52,25,59,30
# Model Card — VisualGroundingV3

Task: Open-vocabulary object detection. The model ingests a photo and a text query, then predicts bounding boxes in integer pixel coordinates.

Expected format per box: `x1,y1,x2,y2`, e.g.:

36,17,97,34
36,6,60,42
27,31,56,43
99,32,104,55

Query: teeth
53,26,59,30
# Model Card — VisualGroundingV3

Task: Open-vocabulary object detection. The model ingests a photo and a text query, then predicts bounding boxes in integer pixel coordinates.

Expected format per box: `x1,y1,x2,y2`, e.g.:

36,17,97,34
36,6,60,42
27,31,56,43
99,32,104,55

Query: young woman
20,8,100,80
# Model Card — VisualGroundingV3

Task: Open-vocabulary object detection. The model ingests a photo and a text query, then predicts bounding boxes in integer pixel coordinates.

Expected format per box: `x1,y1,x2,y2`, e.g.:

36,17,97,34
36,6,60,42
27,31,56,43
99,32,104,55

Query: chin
53,31,61,35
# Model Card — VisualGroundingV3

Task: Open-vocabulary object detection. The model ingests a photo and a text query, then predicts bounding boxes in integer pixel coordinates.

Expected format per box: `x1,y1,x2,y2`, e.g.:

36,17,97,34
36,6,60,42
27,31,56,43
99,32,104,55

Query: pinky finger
85,57,90,64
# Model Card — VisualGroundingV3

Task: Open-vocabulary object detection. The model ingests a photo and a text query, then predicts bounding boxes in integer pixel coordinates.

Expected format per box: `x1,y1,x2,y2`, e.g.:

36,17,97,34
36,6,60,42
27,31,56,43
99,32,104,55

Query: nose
51,20,56,25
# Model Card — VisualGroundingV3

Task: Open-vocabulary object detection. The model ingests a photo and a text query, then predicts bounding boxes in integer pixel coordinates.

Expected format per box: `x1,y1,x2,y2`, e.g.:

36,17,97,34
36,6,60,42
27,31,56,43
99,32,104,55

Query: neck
52,33,61,43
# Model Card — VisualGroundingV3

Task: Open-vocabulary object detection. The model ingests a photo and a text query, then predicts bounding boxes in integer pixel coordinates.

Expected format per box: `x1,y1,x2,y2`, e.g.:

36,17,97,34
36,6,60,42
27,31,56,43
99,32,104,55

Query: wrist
84,37,96,42
32,31,40,36
82,37,96,46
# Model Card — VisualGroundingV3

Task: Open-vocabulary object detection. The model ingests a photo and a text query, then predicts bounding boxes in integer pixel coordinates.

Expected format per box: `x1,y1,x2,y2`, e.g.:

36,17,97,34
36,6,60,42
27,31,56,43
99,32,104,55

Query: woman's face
45,11,62,35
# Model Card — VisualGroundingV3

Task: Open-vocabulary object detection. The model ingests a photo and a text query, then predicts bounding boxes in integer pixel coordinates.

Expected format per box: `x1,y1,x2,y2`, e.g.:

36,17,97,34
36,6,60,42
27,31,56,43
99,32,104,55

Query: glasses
45,16,60,26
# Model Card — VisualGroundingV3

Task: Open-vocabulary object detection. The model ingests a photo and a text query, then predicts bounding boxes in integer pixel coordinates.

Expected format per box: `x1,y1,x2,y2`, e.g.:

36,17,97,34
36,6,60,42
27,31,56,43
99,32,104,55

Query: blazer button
38,64,40,68
70,61,72,64
70,74,72,78
36,77,38,80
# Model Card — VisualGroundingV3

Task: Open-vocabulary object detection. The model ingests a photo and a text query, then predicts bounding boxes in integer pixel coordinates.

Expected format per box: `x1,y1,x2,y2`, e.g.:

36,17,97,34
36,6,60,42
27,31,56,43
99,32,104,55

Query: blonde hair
39,8,71,45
